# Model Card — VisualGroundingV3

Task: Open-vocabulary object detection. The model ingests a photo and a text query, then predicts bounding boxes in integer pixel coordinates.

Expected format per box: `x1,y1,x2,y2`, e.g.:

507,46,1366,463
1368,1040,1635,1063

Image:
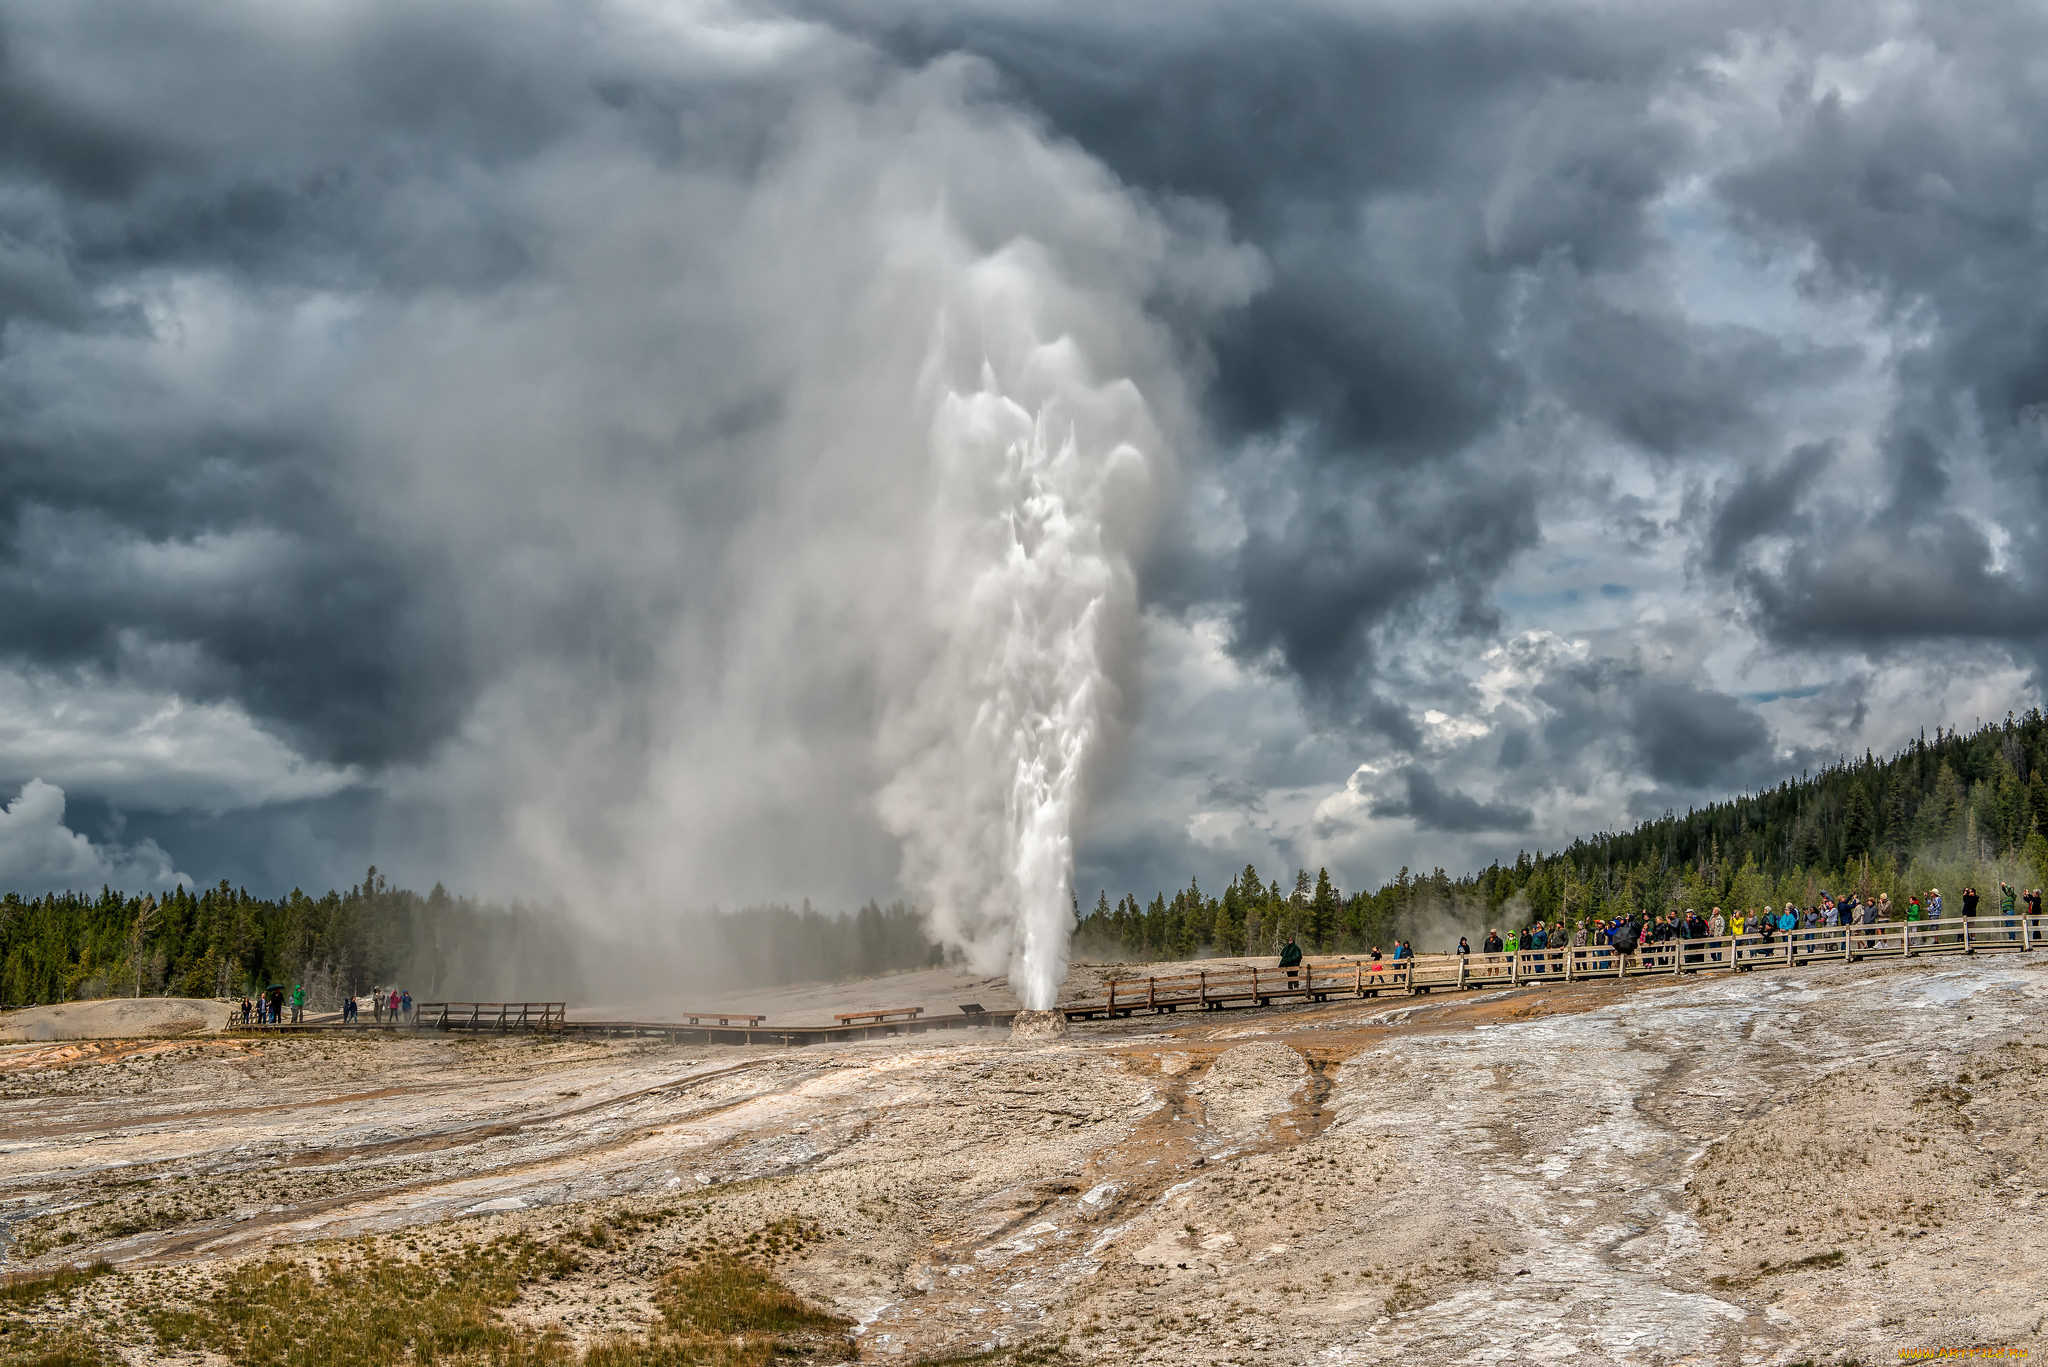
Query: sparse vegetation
0,1323,111,1367
146,1234,846,1367
0,1262,112,1307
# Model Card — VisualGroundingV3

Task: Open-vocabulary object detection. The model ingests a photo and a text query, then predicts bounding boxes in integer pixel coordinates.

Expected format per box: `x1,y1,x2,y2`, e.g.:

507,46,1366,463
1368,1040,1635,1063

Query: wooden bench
675,1011,767,1026
835,1006,924,1026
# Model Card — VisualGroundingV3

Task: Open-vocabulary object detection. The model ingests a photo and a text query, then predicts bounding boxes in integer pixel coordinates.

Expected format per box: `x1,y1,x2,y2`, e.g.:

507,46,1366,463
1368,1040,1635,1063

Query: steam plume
354,56,1252,1003
879,261,1160,1007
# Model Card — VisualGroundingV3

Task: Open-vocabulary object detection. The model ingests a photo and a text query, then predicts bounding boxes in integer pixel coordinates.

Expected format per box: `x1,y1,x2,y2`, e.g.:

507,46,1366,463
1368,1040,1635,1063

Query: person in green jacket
290,984,305,1024
1278,936,1303,986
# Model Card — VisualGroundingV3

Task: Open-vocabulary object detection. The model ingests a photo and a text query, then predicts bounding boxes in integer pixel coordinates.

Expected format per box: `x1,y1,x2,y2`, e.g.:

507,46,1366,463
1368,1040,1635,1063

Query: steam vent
1009,1008,1069,1041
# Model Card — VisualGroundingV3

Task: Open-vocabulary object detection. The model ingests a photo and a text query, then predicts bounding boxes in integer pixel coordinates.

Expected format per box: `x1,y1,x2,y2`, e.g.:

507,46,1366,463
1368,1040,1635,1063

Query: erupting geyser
878,251,1162,1012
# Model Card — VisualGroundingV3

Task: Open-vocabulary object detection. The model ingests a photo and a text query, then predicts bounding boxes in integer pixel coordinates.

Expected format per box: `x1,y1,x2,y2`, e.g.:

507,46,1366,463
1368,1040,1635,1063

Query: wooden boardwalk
238,1002,1015,1046
1061,912,2048,1017
222,912,2043,1045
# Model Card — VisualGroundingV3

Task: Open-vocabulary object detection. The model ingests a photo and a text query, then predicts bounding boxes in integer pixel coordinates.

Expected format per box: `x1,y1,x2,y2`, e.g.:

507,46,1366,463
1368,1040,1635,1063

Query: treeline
1077,712,2048,960
0,868,940,1009
18,711,2048,1000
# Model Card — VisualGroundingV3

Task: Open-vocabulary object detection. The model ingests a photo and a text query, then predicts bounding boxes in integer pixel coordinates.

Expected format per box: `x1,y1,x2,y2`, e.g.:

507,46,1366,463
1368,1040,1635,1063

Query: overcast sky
2,0,2044,910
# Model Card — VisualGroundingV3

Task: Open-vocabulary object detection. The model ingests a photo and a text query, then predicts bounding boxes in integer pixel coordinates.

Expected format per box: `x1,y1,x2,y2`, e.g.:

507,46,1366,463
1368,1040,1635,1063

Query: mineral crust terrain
2,955,2045,1365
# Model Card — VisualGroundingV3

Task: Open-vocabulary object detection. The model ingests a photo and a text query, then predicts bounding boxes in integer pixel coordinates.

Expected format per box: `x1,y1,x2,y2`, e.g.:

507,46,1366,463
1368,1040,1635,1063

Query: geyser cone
1010,1008,1070,1041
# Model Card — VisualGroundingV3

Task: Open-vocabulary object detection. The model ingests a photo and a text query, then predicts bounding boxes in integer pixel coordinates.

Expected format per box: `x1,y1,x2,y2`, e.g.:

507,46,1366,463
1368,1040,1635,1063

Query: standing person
1278,937,1303,988
1483,929,1504,960
1457,936,1471,958
1366,946,1385,995
1708,907,1726,963
342,994,357,1025
373,990,384,1025
400,988,413,1022
289,983,304,1024
387,987,401,1021
1996,883,2017,947
1528,923,1547,974
1962,886,1980,919
2021,888,2041,943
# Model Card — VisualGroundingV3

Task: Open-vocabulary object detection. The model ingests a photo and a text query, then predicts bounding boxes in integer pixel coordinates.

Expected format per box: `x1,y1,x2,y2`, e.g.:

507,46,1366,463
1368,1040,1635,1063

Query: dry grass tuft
656,1253,846,1341
150,1236,563,1367
0,1263,113,1307
143,1232,847,1367
0,1322,112,1367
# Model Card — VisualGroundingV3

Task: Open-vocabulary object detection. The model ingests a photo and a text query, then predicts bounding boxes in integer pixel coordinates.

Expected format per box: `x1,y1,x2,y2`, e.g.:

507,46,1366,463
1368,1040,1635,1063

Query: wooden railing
1062,913,2045,1017
414,1002,566,1032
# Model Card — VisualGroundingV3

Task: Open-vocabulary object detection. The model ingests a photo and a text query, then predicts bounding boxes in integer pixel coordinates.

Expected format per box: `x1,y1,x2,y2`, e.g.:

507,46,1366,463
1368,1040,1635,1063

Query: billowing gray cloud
1706,441,1834,572
0,0,2043,911
1372,766,1532,834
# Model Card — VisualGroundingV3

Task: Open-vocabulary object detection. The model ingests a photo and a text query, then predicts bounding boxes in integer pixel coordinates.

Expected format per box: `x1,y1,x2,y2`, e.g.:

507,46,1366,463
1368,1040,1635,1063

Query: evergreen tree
1840,782,1875,860
1310,868,1341,950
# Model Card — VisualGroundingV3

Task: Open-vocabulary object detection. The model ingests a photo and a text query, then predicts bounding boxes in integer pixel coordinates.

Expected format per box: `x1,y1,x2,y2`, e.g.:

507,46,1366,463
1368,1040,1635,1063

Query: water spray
878,263,1160,1012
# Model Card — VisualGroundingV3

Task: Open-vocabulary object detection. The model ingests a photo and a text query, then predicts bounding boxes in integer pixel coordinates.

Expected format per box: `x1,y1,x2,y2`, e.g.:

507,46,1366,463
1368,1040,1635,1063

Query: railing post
1199,972,1207,1009
1963,917,1972,954
1147,976,1155,1011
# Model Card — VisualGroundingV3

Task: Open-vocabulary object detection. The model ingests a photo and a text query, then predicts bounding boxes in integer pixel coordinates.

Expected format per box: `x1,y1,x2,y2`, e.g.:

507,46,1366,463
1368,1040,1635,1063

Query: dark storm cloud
1706,441,1834,571
0,1,815,771
1528,289,1857,457
5,0,2046,905
824,0,1801,717
1372,765,1532,834
1533,656,1773,791
1232,458,1540,732
1630,680,1773,789
1713,8,2048,661
1744,517,2048,647
0,0,1903,800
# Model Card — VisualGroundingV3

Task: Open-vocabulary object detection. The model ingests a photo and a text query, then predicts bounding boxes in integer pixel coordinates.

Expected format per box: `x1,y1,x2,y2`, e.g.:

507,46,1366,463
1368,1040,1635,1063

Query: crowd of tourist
1461,880,2043,970
234,986,414,1027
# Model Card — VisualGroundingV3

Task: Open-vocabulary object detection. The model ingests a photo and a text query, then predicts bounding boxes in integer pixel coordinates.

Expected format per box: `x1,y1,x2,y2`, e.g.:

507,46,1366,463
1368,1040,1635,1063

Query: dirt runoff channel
4,956,2048,1365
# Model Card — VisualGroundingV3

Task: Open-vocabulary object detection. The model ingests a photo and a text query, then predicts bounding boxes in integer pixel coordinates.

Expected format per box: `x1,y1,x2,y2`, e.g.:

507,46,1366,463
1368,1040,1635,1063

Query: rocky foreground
3,955,2046,1364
